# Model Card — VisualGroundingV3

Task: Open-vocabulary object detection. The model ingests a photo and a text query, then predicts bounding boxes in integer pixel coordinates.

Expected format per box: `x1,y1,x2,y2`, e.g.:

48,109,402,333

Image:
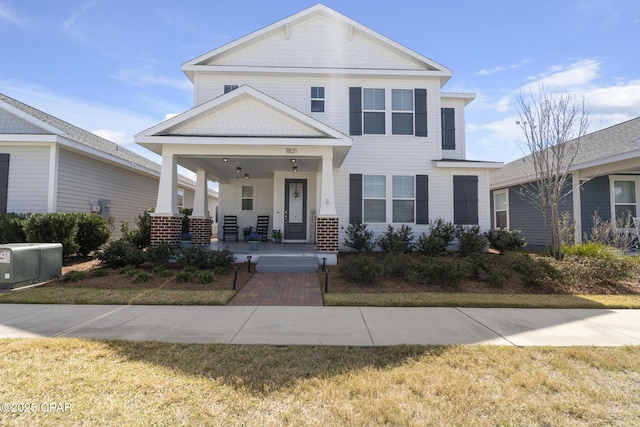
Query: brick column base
316,215,339,252
150,214,182,246
189,216,213,245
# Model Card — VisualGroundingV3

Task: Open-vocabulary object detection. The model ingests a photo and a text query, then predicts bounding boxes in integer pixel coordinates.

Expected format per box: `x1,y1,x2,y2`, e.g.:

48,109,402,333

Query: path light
247,255,252,273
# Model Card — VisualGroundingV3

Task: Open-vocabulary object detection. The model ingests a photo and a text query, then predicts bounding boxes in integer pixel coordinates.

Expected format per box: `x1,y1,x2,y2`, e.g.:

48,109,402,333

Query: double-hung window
612,178,638,220
224,85,238,93
311,86,325,112
493,189,509,229
363,175,386,223
363,88,385,134
392,176,414,222
242,186,253,211
392,89,414,135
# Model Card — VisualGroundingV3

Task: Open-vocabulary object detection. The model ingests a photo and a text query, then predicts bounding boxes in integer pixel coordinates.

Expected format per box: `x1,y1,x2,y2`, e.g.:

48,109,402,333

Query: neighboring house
490,117,640,251
0,92,218,238
135,4,501,262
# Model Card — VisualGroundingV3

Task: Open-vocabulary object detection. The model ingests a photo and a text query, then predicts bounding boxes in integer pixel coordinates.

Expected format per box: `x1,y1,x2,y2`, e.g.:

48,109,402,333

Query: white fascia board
570,149,640,172
137,136,347,148
434,160,503,169
0,134,58,143
441,92,477,105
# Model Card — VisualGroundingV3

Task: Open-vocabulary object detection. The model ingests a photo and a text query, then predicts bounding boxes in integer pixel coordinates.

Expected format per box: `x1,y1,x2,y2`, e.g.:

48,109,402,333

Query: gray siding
4,145,50,213
57,148,159,238
506,178,574,252
580,175,611,238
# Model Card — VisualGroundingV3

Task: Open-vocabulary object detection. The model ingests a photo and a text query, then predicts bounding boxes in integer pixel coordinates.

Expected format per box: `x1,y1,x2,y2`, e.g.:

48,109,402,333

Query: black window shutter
441,108,456,149
0,153,9,214
414,89,427,137
453,175,478,225
349,174,363,224
349,87,362,136
415,175,429,224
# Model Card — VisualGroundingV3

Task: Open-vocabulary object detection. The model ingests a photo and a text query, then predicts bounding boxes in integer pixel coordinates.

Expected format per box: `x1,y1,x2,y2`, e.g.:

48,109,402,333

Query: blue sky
1,0,639,167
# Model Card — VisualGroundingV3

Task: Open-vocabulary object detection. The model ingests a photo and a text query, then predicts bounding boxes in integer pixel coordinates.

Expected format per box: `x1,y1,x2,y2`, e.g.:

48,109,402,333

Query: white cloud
112,69,192,91
92,129,130,145
61,1,96,29
476,58,534,76
524,59,600,90
0,3,25,26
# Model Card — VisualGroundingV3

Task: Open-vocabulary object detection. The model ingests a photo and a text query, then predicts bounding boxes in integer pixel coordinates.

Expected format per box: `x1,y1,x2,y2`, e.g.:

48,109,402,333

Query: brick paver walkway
228,272,324,306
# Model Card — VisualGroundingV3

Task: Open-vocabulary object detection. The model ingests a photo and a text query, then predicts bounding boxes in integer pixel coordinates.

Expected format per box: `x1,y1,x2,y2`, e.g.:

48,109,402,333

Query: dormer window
224,85,238,94
311,87,325,112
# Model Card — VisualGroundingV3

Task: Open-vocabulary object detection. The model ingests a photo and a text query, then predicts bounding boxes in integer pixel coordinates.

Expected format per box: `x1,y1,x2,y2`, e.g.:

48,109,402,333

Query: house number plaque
285,148,298,154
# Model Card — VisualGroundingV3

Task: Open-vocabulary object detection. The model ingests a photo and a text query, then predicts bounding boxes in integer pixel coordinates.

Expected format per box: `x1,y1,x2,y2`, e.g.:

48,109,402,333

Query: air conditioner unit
0,243,63,289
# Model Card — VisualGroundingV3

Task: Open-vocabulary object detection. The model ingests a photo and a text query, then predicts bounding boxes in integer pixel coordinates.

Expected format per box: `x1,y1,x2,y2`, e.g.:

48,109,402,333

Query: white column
155,152,179,215
192,170,209,217
319,154,337,216
572,171,582,243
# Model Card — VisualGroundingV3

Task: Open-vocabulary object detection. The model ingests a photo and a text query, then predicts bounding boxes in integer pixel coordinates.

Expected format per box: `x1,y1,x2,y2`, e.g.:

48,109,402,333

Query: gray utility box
0,243,63,289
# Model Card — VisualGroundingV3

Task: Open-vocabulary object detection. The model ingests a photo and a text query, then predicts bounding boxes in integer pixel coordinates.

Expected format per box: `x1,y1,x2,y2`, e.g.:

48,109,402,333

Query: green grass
1,339,639,426
324,292,640,308
0,287,236,305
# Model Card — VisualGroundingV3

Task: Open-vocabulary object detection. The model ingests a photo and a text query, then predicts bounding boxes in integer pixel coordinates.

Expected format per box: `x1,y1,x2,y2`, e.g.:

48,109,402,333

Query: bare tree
515,85,590,259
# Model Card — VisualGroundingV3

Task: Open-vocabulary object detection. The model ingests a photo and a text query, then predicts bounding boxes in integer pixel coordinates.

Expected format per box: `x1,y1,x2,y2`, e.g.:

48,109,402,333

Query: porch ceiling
177,155,320,183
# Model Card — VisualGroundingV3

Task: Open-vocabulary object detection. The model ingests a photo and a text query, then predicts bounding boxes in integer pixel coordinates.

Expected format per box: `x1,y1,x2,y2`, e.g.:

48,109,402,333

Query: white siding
3,144,51,213
0,110,47,134
56,148,159,238
440,98,467,160
218,178,274,236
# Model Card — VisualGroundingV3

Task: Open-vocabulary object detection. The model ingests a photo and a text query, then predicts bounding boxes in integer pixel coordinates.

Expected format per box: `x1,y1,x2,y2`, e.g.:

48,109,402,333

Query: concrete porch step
255,256,319,273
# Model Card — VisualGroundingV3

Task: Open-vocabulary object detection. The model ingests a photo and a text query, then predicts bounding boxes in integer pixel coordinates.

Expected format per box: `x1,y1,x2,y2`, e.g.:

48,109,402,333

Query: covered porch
134,85,351,265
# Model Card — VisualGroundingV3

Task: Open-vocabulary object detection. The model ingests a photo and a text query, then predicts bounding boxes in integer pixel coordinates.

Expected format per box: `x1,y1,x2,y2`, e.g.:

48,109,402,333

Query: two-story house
135,4,501,264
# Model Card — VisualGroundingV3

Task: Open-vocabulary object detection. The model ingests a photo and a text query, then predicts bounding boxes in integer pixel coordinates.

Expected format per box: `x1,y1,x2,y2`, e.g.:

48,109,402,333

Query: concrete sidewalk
1,304,640,346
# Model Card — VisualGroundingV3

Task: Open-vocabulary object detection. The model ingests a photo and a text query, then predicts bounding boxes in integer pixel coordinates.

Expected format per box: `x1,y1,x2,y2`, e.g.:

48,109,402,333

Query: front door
284,179,307,240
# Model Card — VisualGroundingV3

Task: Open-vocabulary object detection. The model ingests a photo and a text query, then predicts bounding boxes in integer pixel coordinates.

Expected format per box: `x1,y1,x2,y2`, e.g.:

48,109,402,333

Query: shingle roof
0,92,161,173
491,116,640,188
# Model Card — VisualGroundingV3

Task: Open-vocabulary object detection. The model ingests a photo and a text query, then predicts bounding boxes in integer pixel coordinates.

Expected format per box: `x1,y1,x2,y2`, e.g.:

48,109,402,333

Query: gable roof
491,117,640,188
136,85,352,145
182,4,451,84
0,92,161,174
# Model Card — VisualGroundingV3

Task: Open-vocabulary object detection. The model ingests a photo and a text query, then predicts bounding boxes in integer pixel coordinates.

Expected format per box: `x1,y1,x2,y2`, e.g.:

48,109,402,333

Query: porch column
151,152,181,246
572,171,582,244
316,154,339,260
190,169,212,245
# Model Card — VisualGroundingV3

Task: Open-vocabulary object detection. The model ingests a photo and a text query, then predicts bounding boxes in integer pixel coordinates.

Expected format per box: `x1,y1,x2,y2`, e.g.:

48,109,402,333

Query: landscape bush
23,213,79,257
485,229,527,253
501,251,556,287
410,256,471,287
382,252,416,278
96,239,145,268
456,225,487,256
338,254,383,285
63,270,86,282
467,254,509,288
75,214,111,256
197,270,215,284
0,213,27,244
121,210,152,249
342,220,376,253
377,224,414,253
416,218,456,256
145,242,177,265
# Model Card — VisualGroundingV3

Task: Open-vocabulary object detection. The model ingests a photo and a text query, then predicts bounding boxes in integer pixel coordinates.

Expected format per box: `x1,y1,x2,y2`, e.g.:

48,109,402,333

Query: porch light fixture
244,174,249,179
236,167,241,174
291,158,296,163
292,166,298,173
223,158,229,162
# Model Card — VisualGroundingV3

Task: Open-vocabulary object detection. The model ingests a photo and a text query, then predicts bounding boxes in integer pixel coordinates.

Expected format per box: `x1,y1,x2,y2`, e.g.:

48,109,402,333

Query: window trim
224,85,238,94
363,175,386,223
391,89,414,135
177,189,185,208
362,88,386,135
610,175,640,226
241,185,254,211
392,175,415,223
310,86,325,113
493,189,509,229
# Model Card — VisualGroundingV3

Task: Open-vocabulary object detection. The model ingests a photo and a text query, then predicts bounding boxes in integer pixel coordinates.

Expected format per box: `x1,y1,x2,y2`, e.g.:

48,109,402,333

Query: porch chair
256,215,270,241
222,215,239,242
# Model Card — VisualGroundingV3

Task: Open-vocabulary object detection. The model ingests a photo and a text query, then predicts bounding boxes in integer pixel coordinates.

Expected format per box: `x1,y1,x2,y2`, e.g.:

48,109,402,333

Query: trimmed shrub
132,271,153,284
343,220,376,253
174,270,193,283
502,252,555,287
63,270,85,282
181,245,214,269
75,214,111,256
377,224,414,253
338,255,383,285
416,218,456,256
153,265,174,277
382,252,416,278
485,229,527,254
468,254,509,288
197,270,215,284
96,238,145,268
411,256,471,287
0,213,27,244
456,225,487,256
23,213,78,257
211,248,235,274
93,268,111,277
145,242,178,265
121,210,152,249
